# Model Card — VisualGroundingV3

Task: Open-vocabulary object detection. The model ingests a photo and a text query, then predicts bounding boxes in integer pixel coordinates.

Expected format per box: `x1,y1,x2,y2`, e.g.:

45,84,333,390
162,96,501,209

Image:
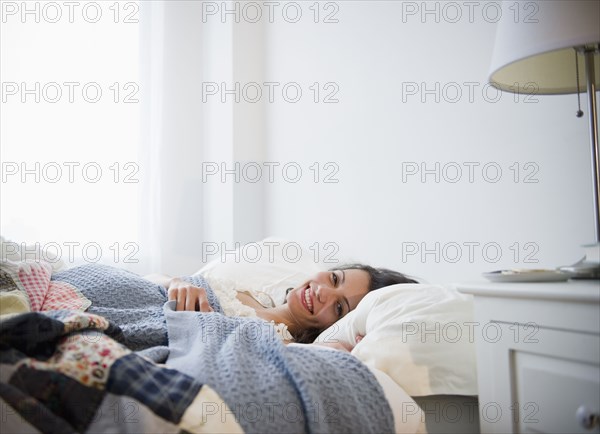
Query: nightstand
457,280,600,434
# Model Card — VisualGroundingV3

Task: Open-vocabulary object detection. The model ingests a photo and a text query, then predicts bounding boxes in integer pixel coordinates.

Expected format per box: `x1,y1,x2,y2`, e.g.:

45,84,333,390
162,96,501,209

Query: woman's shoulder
201,276,292,341
205,276,257,317
236,289,276,308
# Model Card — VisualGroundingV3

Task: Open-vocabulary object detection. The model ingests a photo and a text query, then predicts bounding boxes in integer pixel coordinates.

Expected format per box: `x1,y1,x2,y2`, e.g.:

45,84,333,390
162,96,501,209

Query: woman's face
286,269,370,331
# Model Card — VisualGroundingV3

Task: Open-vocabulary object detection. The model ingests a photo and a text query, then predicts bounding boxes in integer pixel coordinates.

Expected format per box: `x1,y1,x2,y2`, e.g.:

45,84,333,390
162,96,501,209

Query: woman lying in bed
1,260,420,434
42,262,415,350
147,264,417,343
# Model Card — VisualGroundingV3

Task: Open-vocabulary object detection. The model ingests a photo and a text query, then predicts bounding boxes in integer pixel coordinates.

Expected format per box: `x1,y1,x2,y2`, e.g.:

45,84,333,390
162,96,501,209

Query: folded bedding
0,263,398,433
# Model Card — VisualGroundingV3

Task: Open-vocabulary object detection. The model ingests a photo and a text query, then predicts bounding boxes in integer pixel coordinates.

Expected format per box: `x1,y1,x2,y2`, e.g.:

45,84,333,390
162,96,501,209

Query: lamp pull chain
575,49,584,118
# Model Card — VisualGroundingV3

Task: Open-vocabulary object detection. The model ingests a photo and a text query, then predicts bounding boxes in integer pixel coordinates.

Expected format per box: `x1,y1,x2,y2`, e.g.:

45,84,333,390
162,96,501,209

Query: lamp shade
489,0,600,94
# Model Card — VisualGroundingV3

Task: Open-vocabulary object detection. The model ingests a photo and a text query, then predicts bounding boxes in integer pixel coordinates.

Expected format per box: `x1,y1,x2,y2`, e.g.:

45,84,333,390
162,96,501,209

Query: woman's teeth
304,287,313,313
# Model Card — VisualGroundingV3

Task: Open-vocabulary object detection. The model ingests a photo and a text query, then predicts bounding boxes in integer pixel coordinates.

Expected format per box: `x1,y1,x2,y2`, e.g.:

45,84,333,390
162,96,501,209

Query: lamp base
559,242,600,279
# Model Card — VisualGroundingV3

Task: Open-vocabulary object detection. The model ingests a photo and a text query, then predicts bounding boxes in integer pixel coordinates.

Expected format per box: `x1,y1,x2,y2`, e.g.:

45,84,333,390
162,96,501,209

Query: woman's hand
167,278,214,312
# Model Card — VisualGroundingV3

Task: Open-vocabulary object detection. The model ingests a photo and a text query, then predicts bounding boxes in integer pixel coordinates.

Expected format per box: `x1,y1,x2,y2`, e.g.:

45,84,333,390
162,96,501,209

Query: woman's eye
335,302,343,318
331,272,338,285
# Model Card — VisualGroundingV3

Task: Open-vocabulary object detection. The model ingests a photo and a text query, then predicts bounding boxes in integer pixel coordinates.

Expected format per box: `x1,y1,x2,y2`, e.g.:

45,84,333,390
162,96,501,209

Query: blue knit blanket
164,301,395,433
51,264,215,351
46,264,395,433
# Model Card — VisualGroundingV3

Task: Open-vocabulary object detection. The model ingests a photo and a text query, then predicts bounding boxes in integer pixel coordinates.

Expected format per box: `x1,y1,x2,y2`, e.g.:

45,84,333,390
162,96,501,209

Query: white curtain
1,1,140,270
138,0,206,276
137,1,267,276
0,1,267,277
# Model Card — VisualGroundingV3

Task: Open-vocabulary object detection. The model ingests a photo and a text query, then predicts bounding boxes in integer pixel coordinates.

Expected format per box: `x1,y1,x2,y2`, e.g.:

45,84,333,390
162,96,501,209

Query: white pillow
193,237,323,305
315,283,478,397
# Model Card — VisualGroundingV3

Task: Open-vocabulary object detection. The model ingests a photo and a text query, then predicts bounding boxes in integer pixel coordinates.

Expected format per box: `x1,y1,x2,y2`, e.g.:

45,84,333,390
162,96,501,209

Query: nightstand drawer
458,281,600,434
513,350,600,433
474,322,600,433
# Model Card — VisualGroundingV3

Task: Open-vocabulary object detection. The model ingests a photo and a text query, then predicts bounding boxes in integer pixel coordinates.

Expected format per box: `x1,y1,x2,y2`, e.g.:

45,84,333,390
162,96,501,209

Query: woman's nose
316,285,333,304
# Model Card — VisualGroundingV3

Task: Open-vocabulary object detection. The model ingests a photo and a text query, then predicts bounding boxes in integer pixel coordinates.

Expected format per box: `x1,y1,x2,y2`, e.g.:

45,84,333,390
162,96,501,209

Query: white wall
259,1,594,283
2,1,594,282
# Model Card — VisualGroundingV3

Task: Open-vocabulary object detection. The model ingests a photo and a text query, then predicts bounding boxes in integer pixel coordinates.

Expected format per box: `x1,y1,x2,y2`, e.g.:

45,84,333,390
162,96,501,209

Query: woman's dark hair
289,264,417,344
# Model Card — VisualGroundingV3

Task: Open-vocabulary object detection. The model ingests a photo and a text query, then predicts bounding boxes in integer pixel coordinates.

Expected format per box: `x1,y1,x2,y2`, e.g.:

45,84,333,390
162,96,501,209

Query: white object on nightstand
457,280,600,434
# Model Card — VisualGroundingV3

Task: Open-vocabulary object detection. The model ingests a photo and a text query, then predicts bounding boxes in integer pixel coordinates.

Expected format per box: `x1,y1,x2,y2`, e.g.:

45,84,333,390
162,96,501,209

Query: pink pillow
3,260,91,312
42,281,91,311
17,261,52,311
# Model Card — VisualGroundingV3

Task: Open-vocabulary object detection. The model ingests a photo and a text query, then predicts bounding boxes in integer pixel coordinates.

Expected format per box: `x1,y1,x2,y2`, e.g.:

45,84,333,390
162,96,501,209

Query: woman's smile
301,284,314,314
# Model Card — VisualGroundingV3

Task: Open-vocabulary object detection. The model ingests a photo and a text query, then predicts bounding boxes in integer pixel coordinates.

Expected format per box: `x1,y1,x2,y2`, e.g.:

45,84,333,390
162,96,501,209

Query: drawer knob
576,406,599,430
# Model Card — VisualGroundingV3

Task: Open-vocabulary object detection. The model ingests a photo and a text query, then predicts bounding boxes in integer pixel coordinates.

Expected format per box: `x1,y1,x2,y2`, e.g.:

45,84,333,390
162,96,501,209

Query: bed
0,237,479,433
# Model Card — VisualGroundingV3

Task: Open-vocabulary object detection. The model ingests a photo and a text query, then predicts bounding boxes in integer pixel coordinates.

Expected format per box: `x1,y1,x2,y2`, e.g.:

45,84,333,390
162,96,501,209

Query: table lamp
488,0,600,278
